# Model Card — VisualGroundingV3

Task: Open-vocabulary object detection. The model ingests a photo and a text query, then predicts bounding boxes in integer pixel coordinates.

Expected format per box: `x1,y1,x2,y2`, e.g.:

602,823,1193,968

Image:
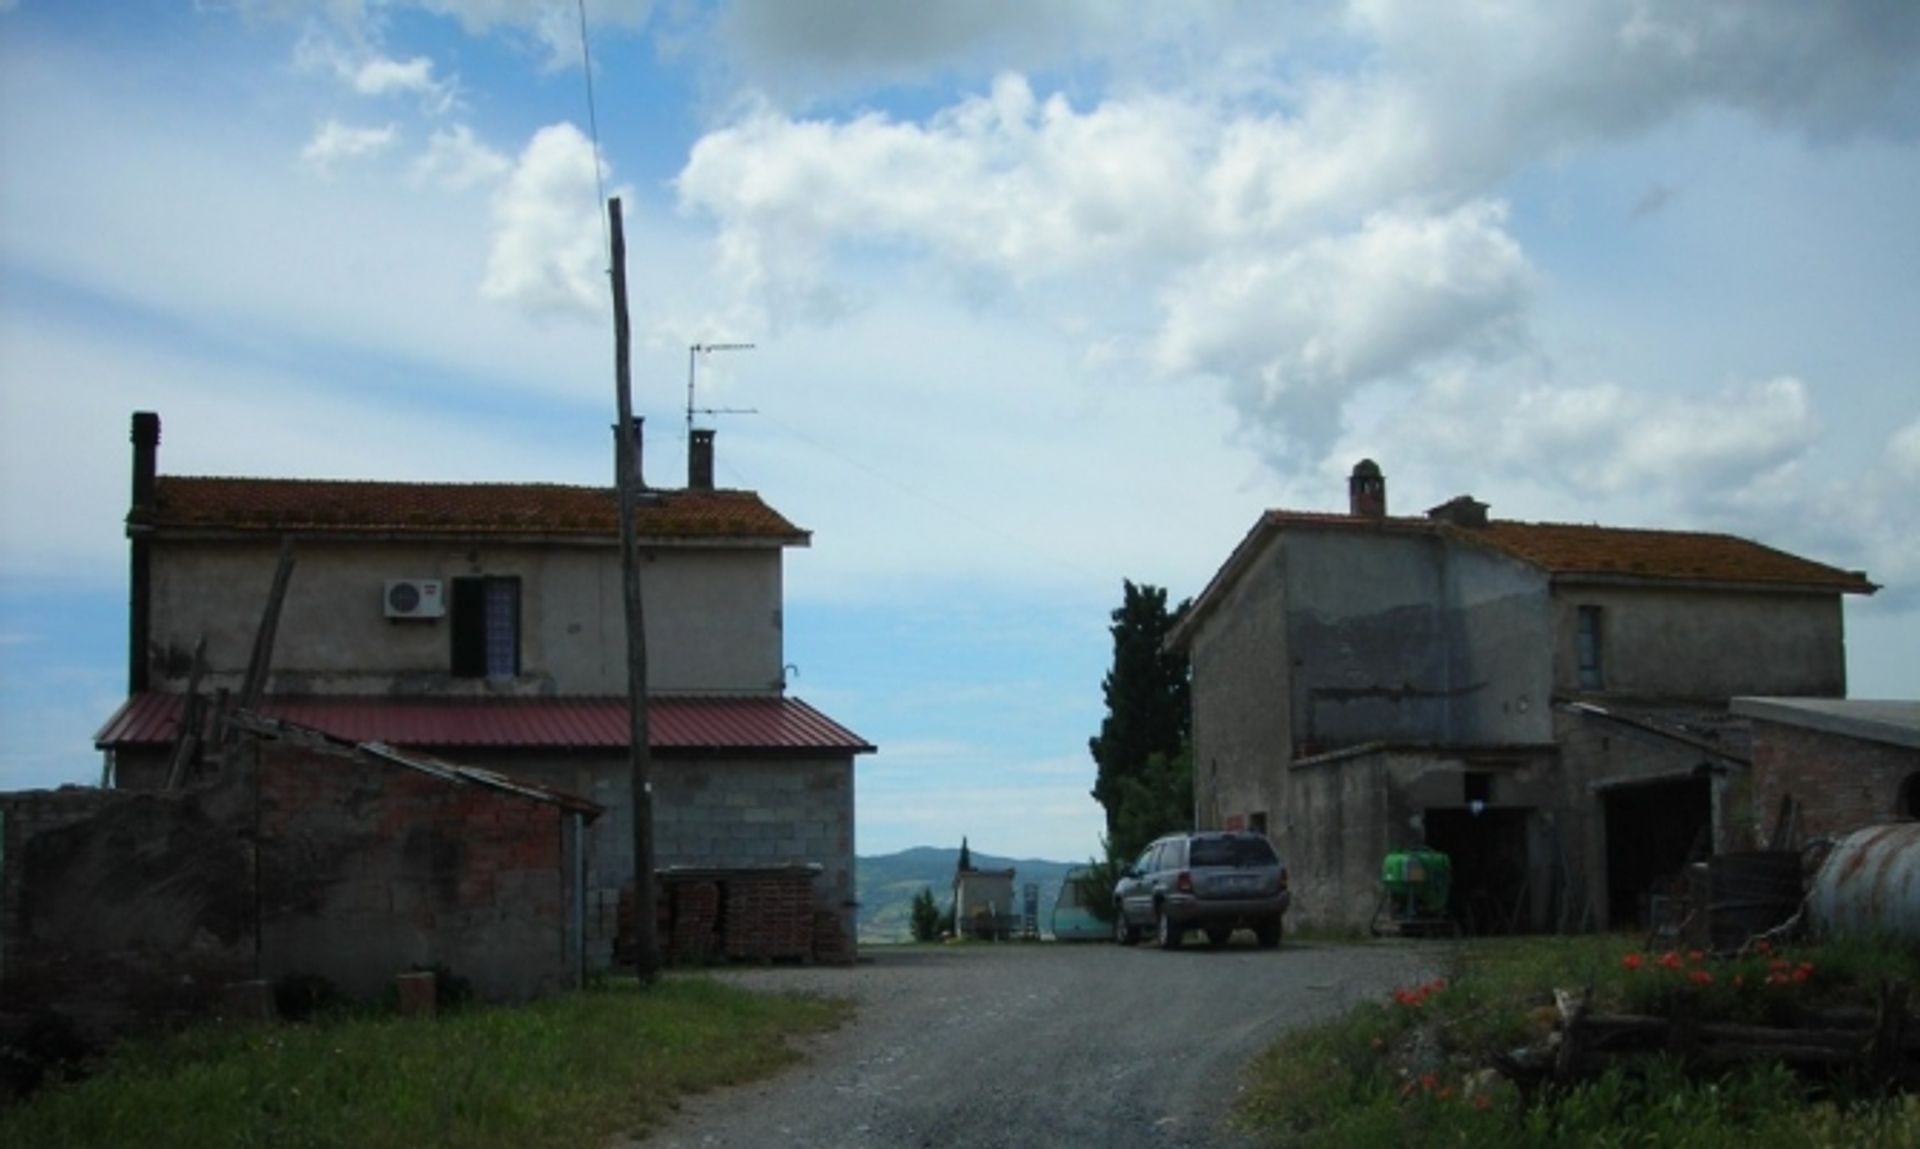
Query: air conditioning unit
384,578,446,620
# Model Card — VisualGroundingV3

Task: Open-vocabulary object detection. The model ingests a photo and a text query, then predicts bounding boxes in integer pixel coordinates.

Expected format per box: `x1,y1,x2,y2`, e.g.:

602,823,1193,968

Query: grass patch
1239,935,1920,1148
0,975,850,1149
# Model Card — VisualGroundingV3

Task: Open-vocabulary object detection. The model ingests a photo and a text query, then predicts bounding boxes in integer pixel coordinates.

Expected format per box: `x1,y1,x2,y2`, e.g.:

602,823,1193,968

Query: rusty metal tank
1808,823,1920,941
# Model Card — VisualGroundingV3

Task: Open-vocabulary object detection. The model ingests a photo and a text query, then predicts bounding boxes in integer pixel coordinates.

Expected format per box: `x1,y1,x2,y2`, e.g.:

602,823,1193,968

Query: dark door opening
1424,807,1534,935
1603,777,1711,929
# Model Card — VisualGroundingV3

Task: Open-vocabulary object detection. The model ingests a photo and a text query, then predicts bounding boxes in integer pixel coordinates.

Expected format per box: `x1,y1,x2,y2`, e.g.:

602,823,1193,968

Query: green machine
1371,847,1458,938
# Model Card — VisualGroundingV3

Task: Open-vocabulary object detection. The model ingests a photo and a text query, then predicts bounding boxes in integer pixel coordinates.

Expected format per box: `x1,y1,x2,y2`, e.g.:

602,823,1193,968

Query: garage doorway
1424,807,1534,935
1602,777,1711,929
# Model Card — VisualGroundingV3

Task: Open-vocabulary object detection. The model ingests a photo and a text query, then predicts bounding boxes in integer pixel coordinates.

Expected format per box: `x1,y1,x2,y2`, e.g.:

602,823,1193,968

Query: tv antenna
686,342,756,445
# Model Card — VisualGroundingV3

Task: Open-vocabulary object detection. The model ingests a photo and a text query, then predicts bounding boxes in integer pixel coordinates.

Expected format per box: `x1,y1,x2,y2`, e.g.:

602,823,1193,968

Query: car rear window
1190,837,1277,867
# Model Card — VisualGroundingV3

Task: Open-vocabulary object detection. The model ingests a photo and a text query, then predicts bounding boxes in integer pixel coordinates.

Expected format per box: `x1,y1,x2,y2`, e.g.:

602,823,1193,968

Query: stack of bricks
667,879,722,963
811,909,855,966
720,870,815,961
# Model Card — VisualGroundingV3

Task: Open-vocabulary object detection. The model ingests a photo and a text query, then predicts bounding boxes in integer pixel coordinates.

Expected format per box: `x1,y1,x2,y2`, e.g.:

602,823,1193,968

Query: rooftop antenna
686,342,756,447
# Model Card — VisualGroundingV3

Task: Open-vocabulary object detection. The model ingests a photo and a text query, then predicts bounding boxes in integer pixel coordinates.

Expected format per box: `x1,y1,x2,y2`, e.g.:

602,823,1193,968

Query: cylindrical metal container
1808,823,1920,942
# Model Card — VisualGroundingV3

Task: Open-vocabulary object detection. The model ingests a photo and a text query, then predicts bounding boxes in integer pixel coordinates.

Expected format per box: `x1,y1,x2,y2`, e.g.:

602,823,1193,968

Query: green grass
1239,935,1920,1148
0,975,851,1149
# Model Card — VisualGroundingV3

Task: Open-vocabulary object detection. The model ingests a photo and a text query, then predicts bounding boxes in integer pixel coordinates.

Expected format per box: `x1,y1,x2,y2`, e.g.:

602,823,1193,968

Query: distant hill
857,846,1090,942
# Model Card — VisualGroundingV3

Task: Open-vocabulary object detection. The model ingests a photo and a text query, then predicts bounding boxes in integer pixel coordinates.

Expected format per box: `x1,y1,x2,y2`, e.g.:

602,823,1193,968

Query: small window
1249,811,1269,837
451,576,520,680
1576,605,1604,690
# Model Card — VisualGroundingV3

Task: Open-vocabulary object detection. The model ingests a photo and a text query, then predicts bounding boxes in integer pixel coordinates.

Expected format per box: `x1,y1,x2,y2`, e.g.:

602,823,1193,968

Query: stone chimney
689,428,715,491
1348,459,1386,518
1426,494,1489,528
131,410,161,511
611,416,646,491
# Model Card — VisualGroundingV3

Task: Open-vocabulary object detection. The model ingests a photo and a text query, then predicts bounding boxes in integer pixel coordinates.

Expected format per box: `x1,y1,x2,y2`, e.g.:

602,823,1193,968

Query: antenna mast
686,342,755,447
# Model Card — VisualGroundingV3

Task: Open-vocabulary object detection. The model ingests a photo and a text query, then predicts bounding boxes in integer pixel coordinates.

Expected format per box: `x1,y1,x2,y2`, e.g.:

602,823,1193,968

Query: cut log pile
1495,982,1919,1094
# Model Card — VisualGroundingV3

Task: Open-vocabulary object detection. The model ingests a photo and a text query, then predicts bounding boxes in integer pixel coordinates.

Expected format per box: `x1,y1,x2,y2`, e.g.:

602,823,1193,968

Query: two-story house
1168,460,1875,934
95,412,873,964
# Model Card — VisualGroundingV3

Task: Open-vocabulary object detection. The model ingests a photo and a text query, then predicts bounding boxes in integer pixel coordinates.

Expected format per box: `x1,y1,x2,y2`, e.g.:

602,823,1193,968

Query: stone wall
0,782,255,1042
1750,719,1920,841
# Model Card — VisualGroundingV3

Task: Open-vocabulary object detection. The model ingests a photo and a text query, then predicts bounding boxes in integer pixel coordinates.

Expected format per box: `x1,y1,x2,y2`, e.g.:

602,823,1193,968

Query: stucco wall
1284,530,1551,750
145,538,785,697
1550,586,1845,700
1749,719,1920,841
1188,535,1292,831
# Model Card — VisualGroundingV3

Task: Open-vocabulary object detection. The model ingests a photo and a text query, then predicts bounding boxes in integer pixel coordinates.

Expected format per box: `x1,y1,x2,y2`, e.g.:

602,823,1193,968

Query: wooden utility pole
609,197,660,983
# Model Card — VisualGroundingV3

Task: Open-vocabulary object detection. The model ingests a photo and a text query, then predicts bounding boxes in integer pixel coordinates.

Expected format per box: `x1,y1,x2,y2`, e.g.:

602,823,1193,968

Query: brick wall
255,745,575,1001
1750,719,1920,841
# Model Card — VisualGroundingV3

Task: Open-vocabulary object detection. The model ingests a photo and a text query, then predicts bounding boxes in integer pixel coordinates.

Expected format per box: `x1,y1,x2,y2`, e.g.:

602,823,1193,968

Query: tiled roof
97,694,876,755
1469,521,1873,591
1168,508,1875,650
1255,510,1873,591
135,477,808,544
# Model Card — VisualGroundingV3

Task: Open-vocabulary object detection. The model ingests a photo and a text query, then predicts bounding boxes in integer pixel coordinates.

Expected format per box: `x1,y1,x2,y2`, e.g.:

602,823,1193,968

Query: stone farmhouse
93,411,873,967
1169,460,1876,934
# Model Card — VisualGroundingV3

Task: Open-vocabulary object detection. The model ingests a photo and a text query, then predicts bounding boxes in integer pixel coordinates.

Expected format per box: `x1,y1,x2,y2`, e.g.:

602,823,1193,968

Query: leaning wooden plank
225,538,295,748
164,635,209,789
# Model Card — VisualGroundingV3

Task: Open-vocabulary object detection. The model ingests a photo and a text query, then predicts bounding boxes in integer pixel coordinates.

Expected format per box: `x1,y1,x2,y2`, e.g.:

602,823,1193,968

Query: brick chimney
689,428,715,491
1348,459,1386,518
1426,494,1489,528
611,416,646,491
129,411,161,694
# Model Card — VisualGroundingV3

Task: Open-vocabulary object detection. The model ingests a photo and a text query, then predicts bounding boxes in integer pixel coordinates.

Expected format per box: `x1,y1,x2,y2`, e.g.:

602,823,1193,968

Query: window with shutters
451,576,520,681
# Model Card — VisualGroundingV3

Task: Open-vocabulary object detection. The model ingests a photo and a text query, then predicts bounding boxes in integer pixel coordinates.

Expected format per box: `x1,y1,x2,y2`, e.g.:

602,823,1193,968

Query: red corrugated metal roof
136,477,809,544
96,694,876,754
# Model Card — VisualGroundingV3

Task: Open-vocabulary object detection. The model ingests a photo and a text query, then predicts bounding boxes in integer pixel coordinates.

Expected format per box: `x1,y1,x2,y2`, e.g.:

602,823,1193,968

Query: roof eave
1548,572,1877,596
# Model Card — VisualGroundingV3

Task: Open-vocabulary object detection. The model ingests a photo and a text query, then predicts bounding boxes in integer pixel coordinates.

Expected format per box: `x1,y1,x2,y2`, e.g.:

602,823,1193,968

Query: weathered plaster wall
1749,719,1920,841
1283,530,1551,750
1188,535,1291,832
1281,747,1559,932
1551,586,1845,700
146,538,785,697
491,753,856,968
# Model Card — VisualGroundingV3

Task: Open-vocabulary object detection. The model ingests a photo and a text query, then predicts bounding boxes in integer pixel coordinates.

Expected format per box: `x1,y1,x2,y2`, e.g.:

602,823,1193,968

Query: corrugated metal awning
96,693,876,755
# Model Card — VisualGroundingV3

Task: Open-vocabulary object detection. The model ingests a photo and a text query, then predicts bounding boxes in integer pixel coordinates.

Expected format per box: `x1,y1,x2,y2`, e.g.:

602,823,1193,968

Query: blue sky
3,1,1918,863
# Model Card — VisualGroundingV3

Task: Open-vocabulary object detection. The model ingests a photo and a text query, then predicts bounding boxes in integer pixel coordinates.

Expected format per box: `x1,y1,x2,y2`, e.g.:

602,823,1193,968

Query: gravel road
632,940,1442,1149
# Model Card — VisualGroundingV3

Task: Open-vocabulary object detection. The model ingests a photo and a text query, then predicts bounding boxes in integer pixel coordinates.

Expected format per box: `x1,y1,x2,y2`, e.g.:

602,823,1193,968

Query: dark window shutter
450,578,485,678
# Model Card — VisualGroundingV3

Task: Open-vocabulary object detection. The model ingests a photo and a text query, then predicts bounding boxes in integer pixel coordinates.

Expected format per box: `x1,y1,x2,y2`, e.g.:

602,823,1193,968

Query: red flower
1754,940,1774,955
1688,970,1714,986
1622,953,1645,971
1688,950,1705,964
1657,951,1684,971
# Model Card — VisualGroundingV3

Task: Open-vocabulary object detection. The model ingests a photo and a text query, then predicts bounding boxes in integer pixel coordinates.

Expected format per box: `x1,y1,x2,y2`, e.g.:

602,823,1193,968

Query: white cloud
299,118,398,173
480,122,615,317
1889,417,1920,483
1156,202,1533,455
412,123,510,189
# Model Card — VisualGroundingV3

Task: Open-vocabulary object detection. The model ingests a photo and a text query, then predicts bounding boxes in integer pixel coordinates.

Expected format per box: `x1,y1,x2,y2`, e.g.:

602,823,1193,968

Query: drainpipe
571,812,587,989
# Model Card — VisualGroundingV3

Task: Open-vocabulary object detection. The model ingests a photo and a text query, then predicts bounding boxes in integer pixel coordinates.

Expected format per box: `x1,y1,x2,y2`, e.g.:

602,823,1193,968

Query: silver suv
1113,832,1290,950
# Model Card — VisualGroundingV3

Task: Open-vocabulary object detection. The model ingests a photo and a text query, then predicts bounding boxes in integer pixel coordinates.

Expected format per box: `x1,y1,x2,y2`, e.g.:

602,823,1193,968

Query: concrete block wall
1750,720,1920,842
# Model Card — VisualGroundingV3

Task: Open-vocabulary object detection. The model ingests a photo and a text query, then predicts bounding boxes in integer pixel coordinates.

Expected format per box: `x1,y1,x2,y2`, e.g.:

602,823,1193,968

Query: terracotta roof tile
136,477,808,544
1255,510,1871,591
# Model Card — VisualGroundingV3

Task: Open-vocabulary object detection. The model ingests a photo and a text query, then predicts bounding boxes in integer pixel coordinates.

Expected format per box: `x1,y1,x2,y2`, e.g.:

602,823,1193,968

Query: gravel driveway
632,939,1442,1149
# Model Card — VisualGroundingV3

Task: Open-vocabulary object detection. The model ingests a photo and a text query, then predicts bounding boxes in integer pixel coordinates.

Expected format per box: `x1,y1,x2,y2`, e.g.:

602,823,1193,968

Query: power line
576,0,610,260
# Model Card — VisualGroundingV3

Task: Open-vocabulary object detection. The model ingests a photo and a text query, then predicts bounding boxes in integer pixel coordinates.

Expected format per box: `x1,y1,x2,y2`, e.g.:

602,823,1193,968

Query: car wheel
1256,916,1283,949
1205,926,1231,948
1156,908,1182,950
1114,909,1136,946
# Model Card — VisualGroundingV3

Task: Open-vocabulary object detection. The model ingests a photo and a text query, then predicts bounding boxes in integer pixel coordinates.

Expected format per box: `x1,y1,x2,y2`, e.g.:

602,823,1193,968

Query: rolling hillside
857,846,1090,942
